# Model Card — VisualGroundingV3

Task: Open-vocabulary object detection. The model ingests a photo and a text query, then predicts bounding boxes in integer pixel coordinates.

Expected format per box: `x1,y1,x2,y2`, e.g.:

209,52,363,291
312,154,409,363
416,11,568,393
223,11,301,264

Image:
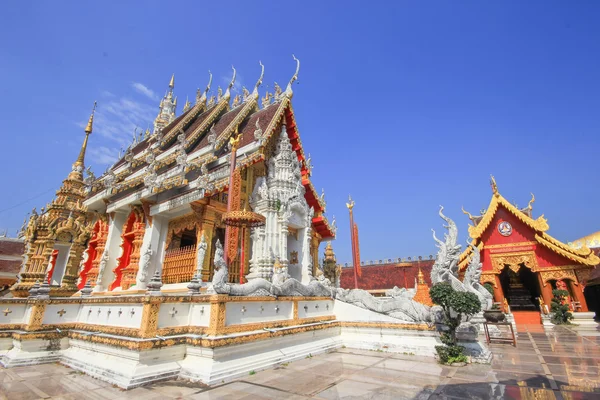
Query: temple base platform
0,295,491,389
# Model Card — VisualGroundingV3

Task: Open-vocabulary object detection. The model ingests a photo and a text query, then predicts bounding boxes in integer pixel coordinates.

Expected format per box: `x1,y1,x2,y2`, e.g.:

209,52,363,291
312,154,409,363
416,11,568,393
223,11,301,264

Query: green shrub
550,289,573,325
430,282,482,365
435,345,467,364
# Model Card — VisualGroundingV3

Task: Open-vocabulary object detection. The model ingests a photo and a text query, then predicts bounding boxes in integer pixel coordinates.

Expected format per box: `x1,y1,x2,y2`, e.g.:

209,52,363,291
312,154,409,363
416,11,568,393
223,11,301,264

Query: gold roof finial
75,101,97,167
527,192,535,211
490,175,498,195
169,73,175,89
223,65,236,99
461,206,476,223
346,195,355,210
252,61,265,96
285,54,300,98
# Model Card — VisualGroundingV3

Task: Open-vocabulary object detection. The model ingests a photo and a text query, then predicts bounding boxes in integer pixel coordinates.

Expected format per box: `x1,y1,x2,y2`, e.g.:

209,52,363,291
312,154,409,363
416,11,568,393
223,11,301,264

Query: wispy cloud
131,82,159,101
89,146,119,165
94,97,155,147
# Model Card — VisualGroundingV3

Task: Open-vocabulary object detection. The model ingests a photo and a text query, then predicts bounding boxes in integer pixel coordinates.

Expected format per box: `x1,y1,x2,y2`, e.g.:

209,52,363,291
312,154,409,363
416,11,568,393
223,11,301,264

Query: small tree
430,282,482,364
550,289,573,325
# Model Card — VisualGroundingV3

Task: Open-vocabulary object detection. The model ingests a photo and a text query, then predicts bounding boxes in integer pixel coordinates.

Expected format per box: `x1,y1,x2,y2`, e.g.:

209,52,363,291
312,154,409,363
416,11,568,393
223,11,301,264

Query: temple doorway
499,265,540,312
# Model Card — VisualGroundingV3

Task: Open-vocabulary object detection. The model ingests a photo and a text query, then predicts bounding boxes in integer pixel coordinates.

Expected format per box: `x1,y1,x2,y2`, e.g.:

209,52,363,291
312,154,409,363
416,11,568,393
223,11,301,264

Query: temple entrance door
499,265,540,311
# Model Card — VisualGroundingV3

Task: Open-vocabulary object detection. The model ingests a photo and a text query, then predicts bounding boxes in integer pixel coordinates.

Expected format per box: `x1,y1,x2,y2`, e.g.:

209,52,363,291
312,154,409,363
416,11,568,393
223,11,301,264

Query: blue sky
0,1,599,263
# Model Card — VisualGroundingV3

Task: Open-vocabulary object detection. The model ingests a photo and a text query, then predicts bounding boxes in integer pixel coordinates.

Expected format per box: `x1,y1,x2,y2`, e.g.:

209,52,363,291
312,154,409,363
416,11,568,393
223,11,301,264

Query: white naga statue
430,206,491,311
463,242,493,310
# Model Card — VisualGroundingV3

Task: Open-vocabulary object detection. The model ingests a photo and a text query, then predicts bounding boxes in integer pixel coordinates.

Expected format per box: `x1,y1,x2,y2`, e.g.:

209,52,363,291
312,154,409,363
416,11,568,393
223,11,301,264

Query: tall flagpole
347,195,358,289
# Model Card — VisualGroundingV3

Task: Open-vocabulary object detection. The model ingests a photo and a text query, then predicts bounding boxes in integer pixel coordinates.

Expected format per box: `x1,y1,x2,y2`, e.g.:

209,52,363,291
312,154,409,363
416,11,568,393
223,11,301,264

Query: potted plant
430,282,482,365
483,303,506,323
550,289,573,325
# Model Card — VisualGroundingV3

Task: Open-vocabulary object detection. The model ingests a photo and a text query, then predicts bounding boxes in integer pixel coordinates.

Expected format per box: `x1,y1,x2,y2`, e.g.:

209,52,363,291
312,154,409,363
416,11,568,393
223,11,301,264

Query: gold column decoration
25,300,48,332
139,299,160,338
207,297,227,335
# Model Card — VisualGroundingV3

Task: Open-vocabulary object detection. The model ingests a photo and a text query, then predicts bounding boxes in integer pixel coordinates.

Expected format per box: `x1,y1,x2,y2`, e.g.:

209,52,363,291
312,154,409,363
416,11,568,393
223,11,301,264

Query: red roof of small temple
340,259,435,291
459,177,599,277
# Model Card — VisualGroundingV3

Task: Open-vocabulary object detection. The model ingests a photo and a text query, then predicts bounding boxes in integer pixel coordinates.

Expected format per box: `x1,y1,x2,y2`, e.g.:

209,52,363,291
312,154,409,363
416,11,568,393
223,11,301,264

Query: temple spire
153,75,177,134
73,101,96,169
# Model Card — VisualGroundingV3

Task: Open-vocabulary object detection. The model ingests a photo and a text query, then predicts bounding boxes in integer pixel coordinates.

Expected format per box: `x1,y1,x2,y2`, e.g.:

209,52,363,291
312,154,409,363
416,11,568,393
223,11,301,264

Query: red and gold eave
459,189,600,272
283,106,335,239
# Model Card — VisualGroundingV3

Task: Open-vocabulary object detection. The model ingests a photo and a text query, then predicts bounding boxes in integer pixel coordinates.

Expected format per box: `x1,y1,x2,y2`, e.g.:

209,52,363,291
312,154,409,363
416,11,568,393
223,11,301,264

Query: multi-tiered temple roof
85,61,334,240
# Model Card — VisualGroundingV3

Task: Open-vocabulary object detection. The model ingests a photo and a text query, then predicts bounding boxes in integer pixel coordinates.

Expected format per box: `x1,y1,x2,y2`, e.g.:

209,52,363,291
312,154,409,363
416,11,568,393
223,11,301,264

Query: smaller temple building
569,231,600,314
0,234,24,293
459,177,599,320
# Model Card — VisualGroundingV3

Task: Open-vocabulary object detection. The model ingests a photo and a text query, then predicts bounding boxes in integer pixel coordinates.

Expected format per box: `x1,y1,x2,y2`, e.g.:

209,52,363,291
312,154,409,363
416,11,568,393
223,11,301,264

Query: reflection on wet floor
0,324,598,399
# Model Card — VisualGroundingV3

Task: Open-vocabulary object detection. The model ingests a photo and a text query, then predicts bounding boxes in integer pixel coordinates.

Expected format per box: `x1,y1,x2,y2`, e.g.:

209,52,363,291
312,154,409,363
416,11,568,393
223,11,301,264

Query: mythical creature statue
385,285,417,299
209,240,332,297
463,242,493,310
430,206,466,292
335,288,433,323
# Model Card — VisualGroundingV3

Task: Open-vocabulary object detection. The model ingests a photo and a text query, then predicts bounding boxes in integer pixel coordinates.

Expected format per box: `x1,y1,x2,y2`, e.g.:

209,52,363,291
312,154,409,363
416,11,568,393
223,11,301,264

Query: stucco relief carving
490,252,538,274
540,269,577,286
575,269,591,287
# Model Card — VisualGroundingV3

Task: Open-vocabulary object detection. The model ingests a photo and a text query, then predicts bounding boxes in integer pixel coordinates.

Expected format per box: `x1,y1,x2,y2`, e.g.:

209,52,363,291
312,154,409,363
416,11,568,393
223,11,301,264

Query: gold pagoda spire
74,101,97,169
169,73,175,90
417,267,426,285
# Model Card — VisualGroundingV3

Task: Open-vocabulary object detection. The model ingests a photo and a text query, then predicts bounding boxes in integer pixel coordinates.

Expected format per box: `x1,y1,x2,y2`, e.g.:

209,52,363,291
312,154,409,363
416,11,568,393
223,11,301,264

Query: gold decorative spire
183,96,191,112
417,268,426,285
74,101,97,168
324,241,335,261
169,73,175,89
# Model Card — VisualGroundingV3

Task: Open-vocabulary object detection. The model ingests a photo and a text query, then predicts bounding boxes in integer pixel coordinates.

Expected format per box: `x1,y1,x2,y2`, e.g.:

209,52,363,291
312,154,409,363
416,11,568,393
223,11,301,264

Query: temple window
162,216,201,284
48,241,72,286
78,220,100,289
110,210,145,291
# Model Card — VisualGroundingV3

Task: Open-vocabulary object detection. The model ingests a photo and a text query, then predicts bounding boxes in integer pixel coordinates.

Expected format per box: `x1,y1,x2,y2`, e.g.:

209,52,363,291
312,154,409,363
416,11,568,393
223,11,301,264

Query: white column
300,227,312,284
134,215,166,289
94,211,127,292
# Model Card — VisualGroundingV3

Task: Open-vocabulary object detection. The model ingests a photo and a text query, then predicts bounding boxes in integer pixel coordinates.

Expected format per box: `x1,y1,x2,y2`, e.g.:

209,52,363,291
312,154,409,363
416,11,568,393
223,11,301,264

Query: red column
223,136,239,265
348,205,358,289
568,280,589,312
493,275,505,303
538,273,553,313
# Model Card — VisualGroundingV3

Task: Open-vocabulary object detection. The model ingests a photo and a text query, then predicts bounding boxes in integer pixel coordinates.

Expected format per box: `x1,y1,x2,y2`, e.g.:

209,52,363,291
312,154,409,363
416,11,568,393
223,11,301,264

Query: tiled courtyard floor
1,324,599,399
